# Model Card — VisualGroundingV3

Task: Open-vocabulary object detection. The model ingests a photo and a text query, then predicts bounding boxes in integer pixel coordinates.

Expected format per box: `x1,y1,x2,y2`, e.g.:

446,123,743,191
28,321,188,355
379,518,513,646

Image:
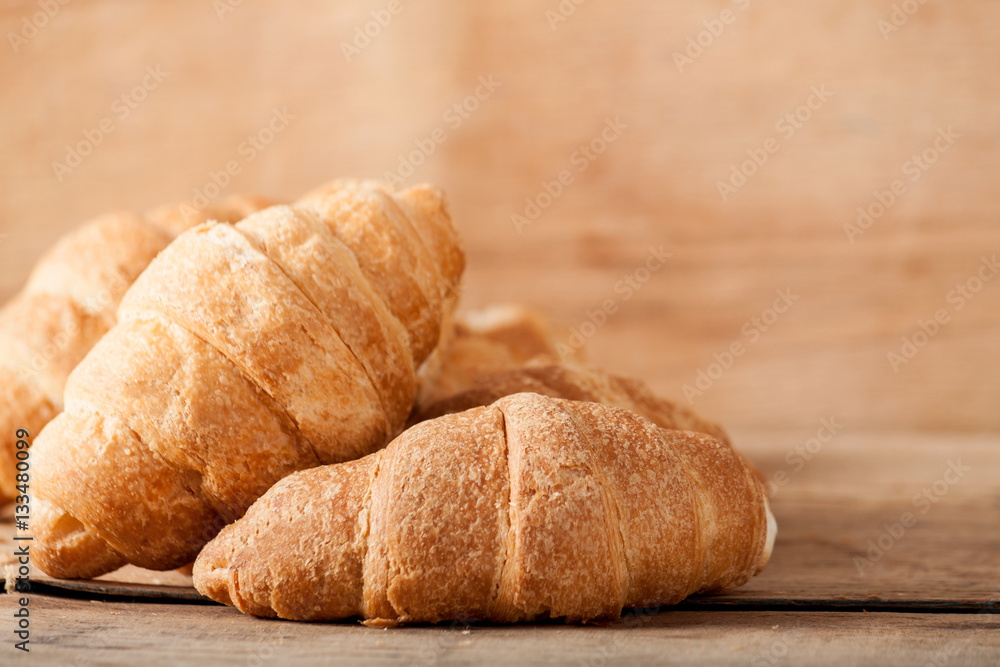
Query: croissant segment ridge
0,195,274,502
193,392,775,624
28,179,465,578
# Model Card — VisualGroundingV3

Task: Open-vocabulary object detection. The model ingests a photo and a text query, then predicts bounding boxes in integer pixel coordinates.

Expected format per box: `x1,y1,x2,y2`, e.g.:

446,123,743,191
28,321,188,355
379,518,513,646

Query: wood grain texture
726,431,1000,605
1,596,997,667
0,0,998,433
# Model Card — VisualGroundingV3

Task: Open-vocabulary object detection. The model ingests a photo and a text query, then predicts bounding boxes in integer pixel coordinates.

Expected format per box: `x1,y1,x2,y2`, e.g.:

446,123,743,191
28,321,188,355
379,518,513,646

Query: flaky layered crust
194,393,774,624
29,181,464,578
0,196,271,501
411,359,731,446
414,304,578,413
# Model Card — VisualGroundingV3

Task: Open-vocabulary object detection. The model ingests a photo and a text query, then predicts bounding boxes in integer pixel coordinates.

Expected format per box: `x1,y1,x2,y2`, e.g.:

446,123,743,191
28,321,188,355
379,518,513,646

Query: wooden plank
728,431,1000,604
2,595,997,667
1,0,998,431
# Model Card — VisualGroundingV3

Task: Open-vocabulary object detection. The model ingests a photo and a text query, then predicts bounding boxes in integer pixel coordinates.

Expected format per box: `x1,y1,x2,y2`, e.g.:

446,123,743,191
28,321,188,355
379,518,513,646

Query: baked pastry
28,180,464,579
0,196,271,502
414,303,580,414
411,358,731,445
194,392,775,624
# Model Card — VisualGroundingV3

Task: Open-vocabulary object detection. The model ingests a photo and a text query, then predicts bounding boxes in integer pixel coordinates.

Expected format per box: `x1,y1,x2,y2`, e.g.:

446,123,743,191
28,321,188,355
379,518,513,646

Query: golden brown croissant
194,392,775,624
29,180,464,579
414,303,581,414
412,358,731,446
0,196,271,502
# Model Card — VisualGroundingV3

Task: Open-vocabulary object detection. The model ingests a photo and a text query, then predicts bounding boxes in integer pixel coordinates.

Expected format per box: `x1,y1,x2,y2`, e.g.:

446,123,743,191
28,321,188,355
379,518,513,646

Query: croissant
29,180,464,579
194,392,775,624
0,195,271,502
412,358,731,446
414,303,581,413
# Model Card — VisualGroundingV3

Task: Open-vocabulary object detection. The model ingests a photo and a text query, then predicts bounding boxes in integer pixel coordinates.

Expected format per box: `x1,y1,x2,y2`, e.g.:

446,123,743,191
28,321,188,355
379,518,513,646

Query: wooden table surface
4,432,998,665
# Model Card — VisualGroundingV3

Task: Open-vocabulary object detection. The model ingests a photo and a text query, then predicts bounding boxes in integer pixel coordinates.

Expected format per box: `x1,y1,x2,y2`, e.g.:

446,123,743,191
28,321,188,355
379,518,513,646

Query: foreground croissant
194,393,775,624
30,180,464,578
0,196,270,502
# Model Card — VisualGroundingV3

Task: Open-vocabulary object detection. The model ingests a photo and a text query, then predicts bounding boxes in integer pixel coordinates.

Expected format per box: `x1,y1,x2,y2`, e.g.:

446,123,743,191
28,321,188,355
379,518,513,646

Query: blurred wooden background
1,0,997,433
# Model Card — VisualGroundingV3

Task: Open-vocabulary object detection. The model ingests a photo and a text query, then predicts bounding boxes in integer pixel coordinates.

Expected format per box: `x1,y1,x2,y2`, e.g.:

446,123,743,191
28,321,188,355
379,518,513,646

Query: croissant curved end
191,528,239,609
30,497,126,579
761,495,778,568
192,562,234,607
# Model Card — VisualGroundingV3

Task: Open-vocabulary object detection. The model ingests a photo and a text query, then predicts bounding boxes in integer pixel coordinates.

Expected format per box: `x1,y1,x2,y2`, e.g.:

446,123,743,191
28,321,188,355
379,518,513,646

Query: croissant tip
192,561,234,607
760,496,778,568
